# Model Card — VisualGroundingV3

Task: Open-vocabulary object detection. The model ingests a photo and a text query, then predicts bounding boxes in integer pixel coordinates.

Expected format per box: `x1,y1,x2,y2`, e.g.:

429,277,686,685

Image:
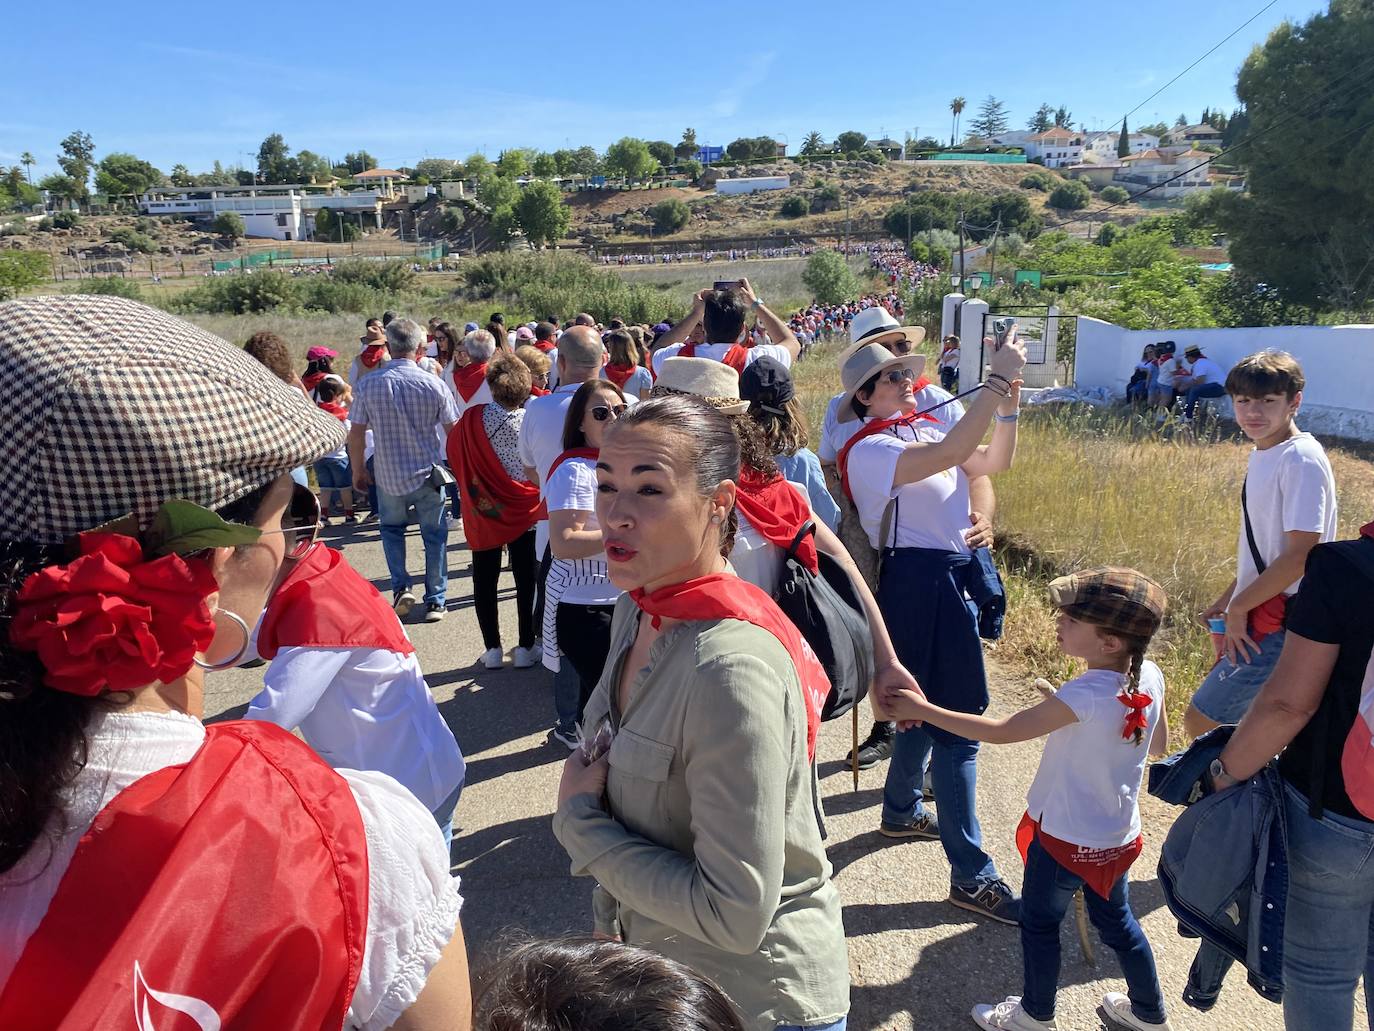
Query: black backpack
773,521,874,720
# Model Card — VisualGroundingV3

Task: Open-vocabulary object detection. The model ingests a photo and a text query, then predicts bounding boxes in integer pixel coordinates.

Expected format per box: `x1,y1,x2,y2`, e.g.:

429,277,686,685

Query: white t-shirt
246,647,466,813
730,481,810,596
845,421,972,552
939,348,960,370
1026,663,1165,849
1154,357,1188,389
544,459,620,607
818,384,964,464
1237,432,1338,598
651,341,792,377
518,383,581,558
1186,356,1224,386
0,710,460,1031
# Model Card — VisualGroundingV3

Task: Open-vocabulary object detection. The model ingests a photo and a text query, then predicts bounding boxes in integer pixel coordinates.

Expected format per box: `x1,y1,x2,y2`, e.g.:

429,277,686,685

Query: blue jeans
1020,836,1164,1024
432,780,463,854
882,723,997,891
1190,628,1286,724
553,660,582,733
1184,381,1226,419
365,456,378,513
1282,780,1374,1031
378,483,450,606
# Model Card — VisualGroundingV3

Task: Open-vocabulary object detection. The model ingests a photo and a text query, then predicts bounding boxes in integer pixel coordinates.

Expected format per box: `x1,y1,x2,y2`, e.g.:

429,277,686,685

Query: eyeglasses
880,367,918,386
254,482,322,560
591,404,628,422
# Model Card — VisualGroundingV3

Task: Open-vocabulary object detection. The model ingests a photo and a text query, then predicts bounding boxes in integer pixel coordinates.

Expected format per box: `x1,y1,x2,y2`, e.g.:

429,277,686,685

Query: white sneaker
972,997,1057,1031
481,647,504,670
1099,992,1171,1031
392,589,416,617
512,644,541,668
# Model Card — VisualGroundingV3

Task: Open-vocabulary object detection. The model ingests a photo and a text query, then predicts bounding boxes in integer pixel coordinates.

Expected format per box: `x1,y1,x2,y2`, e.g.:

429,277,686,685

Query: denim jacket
1149,729,1287,1006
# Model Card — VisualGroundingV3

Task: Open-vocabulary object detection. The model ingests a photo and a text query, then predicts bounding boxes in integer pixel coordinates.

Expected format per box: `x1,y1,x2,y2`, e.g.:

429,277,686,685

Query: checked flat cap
0,295,346,545
1048,566,1167,640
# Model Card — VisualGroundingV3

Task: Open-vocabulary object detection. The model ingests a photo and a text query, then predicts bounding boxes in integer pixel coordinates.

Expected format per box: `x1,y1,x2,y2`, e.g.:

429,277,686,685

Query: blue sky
1,0,1327,178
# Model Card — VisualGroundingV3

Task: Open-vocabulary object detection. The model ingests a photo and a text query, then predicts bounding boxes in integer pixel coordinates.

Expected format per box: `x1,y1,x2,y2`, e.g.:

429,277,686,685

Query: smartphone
580,713,615,764
993,317,1016,350
714,280,742,292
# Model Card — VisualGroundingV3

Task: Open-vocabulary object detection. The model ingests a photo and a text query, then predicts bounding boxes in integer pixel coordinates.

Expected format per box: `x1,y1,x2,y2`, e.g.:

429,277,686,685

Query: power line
1122,0,1280,124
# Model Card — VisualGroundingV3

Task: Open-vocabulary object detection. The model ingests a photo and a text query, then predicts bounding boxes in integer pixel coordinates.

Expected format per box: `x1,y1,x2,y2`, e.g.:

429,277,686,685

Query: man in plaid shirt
349,318,461,622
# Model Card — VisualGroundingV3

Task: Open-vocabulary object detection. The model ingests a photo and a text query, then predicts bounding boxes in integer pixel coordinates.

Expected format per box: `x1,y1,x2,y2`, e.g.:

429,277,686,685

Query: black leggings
472,528,538,650
556,602,617,718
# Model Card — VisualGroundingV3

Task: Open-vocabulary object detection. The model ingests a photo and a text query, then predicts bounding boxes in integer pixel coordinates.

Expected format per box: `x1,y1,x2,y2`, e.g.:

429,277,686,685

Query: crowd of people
0,276,1368,1031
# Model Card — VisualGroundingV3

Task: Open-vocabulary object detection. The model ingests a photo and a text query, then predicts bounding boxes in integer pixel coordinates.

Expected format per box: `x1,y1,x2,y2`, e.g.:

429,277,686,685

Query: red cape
452,361,488,402
0,721,368,1031
447,405,545,552
736,467,818,574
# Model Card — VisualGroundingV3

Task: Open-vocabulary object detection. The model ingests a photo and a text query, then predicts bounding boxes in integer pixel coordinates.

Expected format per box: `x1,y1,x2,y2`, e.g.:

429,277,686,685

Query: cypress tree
1116,118,1131,158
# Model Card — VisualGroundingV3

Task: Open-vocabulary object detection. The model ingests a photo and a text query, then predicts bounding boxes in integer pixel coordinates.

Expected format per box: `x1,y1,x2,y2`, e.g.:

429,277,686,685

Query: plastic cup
1208,616,1227,660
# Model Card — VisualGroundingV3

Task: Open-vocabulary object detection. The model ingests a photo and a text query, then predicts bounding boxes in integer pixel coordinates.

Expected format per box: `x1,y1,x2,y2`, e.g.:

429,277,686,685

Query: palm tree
800,131,824,156
950,97,966,147
19,152,34,184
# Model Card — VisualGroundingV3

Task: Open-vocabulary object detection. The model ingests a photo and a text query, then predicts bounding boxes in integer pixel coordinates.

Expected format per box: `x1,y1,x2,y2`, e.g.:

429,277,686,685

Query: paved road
207,518,1307,1031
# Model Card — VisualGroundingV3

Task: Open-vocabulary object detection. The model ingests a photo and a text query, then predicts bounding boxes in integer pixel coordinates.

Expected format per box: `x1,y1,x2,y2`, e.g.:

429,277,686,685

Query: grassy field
614,255,868,317
792,340,1374,727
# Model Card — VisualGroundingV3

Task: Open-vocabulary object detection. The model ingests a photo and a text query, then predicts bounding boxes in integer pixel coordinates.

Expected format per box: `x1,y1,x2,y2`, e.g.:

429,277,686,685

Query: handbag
428,462,456,493
773,521,874,720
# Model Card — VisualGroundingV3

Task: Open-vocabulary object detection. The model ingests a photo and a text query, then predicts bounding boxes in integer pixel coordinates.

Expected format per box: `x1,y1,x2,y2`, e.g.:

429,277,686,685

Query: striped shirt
351,360,460,496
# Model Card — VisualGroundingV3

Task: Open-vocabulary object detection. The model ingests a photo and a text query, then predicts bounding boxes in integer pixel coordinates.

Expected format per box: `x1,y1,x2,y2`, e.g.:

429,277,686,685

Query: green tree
969,96,1010,138
800,131,825,156
169,163,193,187
414,158,461,181
343,151,377,174
496,149,531,178
678,158,704,181
477,175,519,213
801,249,859,304
314,207,359,242
1223,0,1374,307
1112,261,1216,329
649,198,691,234
256,134,298,184
211,211,245,241
604,137,659,181
1137,121,1170,140
553,146,601,177
676,128,698,161
1027,103,1053,133
950,97,966,146
20,152,35,184
0,251,50,300
646,140,676,167
1100,185,1130,204
834,130,868,155
57,131,95,202
462,153,492,179
37,173,82,206
1096,222,1122,246
94,153,164,199
726,137,755,160
1053,106,1074,129
1117,118,1131,158
780,195,809,218
531,152,559,178
295,150,333,183
1047,180,1091,210
513,180,571,247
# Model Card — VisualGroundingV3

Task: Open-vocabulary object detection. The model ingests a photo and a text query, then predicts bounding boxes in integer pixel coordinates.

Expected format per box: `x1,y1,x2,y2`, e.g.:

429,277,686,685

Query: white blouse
0,709,461,1031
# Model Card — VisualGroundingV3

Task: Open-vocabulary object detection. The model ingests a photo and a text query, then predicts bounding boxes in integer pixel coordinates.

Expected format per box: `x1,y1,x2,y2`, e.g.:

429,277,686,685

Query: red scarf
530,384,550,398
1016,812,1142,901
630,574,829,760
735,466,818,574
835,379,936,502
302,370,328,393
680,341,750,373
258,544,414,658
316,400,348,422
358,344,385,369
452,360,488,402
546,447,600,483
0,721,368,1031
1363,520,1374,540
447,405,545,551
534,340,556,354
604,363,639,389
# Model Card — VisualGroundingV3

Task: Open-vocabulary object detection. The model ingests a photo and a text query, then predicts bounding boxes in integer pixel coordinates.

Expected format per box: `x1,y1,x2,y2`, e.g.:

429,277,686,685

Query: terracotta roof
352,168,405,179
1027,128,1081,142
1120,148,1213,165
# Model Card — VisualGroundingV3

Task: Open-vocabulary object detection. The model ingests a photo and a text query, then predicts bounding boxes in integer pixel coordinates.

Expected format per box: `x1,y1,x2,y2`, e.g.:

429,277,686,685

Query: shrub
679,159,704,181
1047,181,1091,210
801,250,859,305
1096,222,1122,246
1019,171,1056,191
459,252,678,324
330,258,417,293
171,270,297,314
779,195,810,218
1099,185,1130,204
135,217,161,236
76,276,143,300
648,198,690,234
51,211,81,230
0,250,51,300
107,227,157,253
211,211,245,240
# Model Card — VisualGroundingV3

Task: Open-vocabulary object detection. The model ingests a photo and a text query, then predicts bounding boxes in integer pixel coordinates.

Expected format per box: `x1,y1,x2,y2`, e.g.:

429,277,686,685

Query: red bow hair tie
1117,691,1152,740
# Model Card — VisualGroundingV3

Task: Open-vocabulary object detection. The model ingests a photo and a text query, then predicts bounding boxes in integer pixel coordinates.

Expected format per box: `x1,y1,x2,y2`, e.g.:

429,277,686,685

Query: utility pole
844,190,851,255
958,205,967,288
989,216,1002,283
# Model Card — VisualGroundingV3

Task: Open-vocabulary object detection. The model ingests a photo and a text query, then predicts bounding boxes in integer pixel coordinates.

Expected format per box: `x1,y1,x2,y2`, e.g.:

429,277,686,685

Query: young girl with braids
875,566,1175,1031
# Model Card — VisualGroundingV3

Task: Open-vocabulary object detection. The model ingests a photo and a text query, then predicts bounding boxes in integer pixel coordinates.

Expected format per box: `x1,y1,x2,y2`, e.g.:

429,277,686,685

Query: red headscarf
451,361,488,402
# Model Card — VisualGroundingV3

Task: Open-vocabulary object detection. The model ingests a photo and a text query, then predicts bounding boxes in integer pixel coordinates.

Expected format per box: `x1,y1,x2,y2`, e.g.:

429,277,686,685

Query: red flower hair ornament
7,501,261,697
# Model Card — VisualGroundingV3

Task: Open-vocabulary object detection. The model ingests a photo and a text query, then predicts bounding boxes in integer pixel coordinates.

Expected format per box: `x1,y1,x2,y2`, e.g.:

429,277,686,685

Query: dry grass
613,256,868,317
792,347,1374,728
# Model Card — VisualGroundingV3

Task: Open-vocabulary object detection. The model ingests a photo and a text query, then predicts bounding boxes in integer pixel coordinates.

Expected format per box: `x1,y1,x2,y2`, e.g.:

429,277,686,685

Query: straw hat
650,356,749,416
0,295,346,545
836,342,928,424
843,307,927,362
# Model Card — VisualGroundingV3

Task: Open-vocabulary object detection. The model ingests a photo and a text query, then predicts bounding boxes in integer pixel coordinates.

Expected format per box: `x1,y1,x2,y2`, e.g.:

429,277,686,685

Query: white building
1081,130,1160,162
715,176,789,195
1112,146,1213,196
1021,128,1084,168
139,185,383,241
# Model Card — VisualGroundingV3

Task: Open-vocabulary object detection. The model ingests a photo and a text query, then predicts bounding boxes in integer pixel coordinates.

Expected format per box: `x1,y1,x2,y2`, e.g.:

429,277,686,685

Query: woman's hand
988,333,1027,382
997,379,1022,416
1223,605,1259,665
558,752,609,809
965,510,994,551
1199,584,1235,628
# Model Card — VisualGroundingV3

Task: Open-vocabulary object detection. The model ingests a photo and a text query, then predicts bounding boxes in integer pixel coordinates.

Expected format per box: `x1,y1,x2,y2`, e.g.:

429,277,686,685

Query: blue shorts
1189,627,1287,724
313,456,351,490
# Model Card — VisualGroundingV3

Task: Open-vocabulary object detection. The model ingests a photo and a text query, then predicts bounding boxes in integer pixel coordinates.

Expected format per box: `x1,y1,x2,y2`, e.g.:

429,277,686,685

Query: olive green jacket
552,594,849,1030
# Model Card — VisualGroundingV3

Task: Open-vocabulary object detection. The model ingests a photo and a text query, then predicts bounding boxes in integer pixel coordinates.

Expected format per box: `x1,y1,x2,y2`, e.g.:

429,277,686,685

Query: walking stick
851,704,860,791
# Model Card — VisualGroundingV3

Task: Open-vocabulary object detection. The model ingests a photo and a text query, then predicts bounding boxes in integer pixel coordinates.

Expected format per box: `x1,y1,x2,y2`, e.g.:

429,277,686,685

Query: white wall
715,176,789,195
1074,316,1374,440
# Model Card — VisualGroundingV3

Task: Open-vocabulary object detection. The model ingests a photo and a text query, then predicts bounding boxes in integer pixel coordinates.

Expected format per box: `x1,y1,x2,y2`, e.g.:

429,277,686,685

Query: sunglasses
879,367,918,386
591,403,628,422
254,482,323,560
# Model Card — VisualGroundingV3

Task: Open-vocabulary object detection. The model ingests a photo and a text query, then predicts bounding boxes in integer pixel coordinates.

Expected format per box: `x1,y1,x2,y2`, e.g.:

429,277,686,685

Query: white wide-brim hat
836,343,928,424
650,356,749,416
846,305,927,354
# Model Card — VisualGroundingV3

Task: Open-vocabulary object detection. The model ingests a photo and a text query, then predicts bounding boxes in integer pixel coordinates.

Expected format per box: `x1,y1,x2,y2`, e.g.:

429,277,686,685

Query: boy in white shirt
1184,350,1338,737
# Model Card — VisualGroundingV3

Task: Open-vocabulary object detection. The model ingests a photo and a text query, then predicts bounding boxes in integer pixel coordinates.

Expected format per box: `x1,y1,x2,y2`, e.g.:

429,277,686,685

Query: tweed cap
1048,566,1167,640
0,295,346,545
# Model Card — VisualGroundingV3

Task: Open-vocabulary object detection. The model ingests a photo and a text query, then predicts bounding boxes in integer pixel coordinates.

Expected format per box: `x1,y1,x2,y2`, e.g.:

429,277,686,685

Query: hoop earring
193,610,252,671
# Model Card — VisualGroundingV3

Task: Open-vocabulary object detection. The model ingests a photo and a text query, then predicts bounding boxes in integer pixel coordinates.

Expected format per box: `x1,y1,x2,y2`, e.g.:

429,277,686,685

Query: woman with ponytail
876,566,1174,1031
602,329,652,400
552,392,851,1031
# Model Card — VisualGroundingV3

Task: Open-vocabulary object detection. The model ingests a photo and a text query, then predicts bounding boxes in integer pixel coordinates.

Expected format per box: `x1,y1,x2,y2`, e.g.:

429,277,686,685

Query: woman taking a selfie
552,394,849,1031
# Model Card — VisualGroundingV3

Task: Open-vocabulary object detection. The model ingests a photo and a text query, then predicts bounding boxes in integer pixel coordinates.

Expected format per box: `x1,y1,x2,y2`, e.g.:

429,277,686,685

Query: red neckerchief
534,340,556,354
358,344,385,369
835,379,936,502
447,405,545,551
0,721,368,1031
1016,812,1142,901
1361,520,1374,540
735,466,818,574
603,363,638,389
530,384,551,398
452,360,488,402
316,400,348,422
302,371,328,392
680,341,750,373
257,544,414,658
629,573,829,761
546,447,599,483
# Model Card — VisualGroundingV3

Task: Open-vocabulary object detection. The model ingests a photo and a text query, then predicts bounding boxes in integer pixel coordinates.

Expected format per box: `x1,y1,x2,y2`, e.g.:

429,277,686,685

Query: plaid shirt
351,360,460,496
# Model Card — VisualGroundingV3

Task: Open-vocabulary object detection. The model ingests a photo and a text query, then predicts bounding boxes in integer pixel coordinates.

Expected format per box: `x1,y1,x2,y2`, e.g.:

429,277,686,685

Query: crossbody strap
1242,476,1267,575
